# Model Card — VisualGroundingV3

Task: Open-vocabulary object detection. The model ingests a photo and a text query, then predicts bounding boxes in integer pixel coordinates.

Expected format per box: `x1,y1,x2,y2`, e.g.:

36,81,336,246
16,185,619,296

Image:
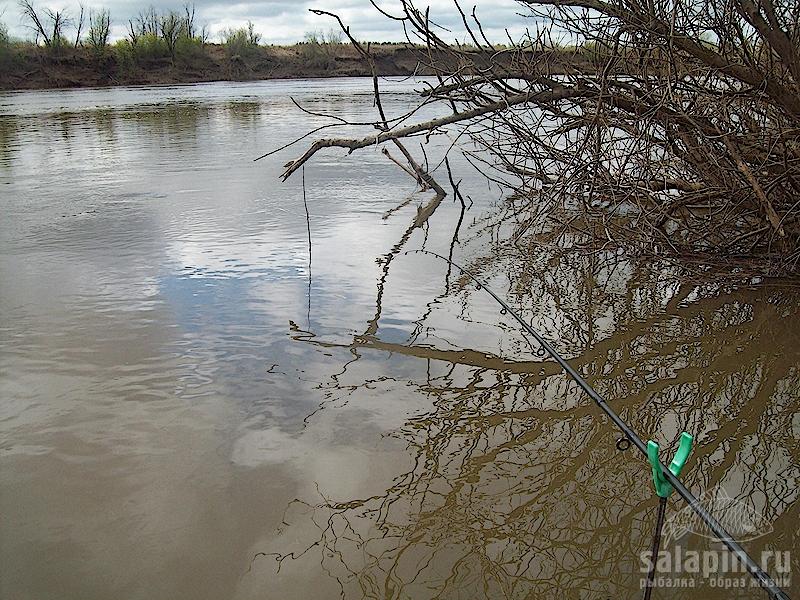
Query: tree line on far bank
0,1,350,69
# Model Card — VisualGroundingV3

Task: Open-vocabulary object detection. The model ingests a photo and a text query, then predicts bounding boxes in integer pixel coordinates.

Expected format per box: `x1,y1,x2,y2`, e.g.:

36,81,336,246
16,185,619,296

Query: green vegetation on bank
0,3,449,89
0,3,597,90
0,32,427,90
0,2,374,88
0,2,352,64
0,18,13,69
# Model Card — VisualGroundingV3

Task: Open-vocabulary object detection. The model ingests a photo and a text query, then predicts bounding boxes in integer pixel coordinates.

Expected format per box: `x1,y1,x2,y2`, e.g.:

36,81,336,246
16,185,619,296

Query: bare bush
87,9,111,55
284,1,800,274
245,20,260,45
134,6,158,37
222,21,261,59
121,4,203,63
0,17,11,66
159,11,182,60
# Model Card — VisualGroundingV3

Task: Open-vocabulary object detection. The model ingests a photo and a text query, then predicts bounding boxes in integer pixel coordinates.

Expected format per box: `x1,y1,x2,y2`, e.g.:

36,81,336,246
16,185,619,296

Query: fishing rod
408,249,791,600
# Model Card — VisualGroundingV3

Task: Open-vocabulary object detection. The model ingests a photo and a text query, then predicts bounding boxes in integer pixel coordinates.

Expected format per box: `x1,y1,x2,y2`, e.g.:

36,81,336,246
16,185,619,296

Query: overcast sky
2,1,538,45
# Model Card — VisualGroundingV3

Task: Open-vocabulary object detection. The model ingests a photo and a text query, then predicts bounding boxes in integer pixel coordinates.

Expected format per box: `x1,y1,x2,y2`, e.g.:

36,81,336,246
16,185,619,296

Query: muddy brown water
1,79,798,600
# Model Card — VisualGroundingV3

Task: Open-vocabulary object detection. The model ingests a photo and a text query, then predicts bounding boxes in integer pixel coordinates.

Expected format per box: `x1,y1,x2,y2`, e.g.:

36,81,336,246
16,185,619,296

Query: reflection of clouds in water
166,237,303,280
231,388,418,502
232,425,305,467
4,77,798,600
2,78,474,600
262,246,800,600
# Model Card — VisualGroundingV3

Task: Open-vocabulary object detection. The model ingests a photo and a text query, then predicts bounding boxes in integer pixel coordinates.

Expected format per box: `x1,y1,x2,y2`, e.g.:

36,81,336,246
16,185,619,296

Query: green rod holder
647,432,693,498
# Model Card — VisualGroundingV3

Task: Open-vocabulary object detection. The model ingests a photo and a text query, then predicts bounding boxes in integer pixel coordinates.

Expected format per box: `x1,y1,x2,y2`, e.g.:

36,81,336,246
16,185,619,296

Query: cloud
2,0,535,45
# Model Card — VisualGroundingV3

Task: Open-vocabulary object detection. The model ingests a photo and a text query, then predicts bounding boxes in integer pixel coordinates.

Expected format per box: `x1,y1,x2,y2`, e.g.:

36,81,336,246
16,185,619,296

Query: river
1,78,797,600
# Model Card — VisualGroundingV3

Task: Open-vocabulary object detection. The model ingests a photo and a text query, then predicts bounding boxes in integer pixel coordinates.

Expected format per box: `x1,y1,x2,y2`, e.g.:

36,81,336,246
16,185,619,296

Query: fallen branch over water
279,1,800,274
280,85,588,181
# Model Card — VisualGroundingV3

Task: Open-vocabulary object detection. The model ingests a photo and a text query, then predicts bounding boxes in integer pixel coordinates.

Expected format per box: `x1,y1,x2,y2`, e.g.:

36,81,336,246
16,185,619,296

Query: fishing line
406,248,790,600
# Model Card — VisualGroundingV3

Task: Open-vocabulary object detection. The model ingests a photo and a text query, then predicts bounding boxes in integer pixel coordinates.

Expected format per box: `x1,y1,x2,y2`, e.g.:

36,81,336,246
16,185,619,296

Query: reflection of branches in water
407,161,469,347
270,249,800,599
302,167,312,328
252,8,800,592
273,57,800,587
364,188,444,338
267,372,654,598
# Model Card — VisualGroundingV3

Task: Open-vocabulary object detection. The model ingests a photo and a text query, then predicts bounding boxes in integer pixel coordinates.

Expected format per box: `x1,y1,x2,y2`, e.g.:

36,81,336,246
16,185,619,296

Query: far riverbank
0,42,591,92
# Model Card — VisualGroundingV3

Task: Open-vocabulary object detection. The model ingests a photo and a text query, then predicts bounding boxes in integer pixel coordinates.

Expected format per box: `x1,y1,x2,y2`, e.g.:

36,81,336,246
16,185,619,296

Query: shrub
304,29,344,47
159,11,182,59
135,32,169,61
51,35,70,52
300,29,343,69
222,22,260,59
175,35,204,64
0,21,10,66
245,21,261,45
87,9,111,56
113,39,135,69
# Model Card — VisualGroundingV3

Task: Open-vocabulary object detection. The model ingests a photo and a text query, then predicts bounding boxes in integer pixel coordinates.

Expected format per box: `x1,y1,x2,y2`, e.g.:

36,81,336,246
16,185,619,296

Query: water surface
1,79,798,600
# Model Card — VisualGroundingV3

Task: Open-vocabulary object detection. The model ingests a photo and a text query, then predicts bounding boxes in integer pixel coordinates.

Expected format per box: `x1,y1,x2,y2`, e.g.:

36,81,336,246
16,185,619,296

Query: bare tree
47,8,68,49
18,0,51,46
87,8,110,55
198,22,210,46
134,5,158,37
182,2,195,39
73,3,84,48
159,11,182,60
126,19,138,46
280,1,800,274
